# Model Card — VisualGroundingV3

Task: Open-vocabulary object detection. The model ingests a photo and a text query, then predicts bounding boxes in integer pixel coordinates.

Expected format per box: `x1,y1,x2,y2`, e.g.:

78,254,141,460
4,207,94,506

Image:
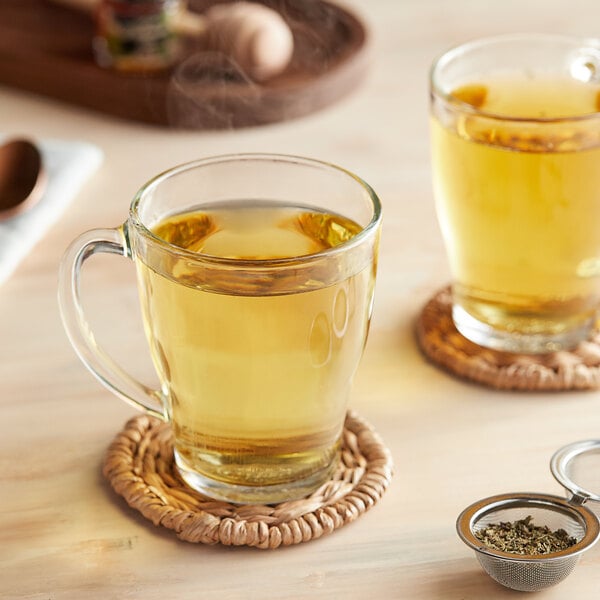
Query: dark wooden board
0,0,369,129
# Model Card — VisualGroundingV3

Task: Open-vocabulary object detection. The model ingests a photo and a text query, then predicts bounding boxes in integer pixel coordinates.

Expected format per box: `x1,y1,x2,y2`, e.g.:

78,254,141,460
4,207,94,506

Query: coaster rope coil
416,286,600,390
103,411,393,549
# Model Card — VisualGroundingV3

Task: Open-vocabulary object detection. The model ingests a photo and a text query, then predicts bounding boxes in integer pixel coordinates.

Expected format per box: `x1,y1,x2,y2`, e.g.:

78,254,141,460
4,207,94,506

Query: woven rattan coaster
103,411,393,549
416,286,600,391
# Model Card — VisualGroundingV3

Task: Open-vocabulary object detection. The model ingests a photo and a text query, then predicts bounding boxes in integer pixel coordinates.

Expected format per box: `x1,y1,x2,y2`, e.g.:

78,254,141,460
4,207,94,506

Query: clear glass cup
430,34,600,353
58,154,382,504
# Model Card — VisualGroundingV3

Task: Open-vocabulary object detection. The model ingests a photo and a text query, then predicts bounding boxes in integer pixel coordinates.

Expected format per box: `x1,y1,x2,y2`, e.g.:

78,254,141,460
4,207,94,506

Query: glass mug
58,154,382,504
430,34,600,353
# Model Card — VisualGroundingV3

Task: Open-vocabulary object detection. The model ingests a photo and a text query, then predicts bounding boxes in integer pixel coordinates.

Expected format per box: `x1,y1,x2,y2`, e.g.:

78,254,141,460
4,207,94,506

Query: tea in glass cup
58,154,381,504
430,34,600,353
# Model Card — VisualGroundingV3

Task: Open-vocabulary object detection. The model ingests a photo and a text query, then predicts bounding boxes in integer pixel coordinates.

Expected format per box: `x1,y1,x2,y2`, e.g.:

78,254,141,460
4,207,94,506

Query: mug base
452,303,594,354
174,449,338,505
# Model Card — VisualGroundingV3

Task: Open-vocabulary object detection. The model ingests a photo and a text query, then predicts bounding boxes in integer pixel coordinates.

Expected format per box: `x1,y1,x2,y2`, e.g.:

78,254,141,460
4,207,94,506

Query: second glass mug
430,33,600,354
58,154,382,505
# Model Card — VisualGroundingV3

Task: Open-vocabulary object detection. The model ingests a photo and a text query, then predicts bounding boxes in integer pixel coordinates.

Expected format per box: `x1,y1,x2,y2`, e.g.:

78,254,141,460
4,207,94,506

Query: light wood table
3,1,600,597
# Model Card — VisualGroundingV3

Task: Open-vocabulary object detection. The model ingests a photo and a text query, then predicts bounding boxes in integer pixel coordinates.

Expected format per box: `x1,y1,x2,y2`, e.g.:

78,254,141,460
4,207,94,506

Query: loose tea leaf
450,83,488,109
475,515,577,555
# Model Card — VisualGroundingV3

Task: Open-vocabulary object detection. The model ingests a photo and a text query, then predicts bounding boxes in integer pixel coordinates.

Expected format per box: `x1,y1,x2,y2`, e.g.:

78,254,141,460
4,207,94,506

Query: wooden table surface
3,1,600,598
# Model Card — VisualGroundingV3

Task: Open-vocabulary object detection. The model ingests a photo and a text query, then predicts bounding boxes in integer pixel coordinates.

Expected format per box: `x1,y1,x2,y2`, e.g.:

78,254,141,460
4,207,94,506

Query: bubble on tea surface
570,48,600,83
309,312,332,367
571,59,597,83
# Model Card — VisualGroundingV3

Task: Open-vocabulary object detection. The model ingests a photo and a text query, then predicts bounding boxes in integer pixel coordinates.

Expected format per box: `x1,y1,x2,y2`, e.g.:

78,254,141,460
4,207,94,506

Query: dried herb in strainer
475,515,577,555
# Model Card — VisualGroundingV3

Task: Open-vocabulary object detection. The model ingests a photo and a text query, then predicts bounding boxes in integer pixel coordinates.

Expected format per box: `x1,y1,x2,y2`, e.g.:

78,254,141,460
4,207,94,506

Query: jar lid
551,440,600,505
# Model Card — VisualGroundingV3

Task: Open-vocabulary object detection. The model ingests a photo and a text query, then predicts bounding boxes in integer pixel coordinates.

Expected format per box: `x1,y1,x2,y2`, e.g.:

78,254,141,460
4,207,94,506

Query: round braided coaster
416,286,600,391
103,411,393,549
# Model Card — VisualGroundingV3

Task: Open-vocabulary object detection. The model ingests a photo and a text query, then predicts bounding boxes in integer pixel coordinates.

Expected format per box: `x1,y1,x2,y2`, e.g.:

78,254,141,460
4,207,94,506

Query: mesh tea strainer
456,440,600,592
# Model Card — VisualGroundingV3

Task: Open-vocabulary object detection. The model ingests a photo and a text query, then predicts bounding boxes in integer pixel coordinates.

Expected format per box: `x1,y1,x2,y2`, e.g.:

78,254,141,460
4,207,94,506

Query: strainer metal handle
550,439,600,506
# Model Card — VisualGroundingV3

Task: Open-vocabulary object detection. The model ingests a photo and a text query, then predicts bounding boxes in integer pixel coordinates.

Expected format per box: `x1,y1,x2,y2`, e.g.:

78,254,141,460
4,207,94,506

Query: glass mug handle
58,227,165,420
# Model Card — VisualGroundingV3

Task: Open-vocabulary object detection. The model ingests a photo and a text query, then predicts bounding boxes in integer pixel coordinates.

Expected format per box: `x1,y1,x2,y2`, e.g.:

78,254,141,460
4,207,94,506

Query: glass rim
128,152,382,268
430,32,600,124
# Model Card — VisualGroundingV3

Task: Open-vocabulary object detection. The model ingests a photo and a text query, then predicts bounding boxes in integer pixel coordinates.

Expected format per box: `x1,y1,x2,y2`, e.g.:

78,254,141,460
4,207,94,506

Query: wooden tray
0,0,369,129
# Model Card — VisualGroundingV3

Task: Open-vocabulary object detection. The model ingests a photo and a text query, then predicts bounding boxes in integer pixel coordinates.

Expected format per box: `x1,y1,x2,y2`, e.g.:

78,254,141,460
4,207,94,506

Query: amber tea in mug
430,34,600,353
59,155,381,504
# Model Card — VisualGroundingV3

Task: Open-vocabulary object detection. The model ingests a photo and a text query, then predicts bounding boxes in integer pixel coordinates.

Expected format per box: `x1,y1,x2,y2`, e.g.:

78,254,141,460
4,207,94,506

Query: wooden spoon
0,139,46,221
